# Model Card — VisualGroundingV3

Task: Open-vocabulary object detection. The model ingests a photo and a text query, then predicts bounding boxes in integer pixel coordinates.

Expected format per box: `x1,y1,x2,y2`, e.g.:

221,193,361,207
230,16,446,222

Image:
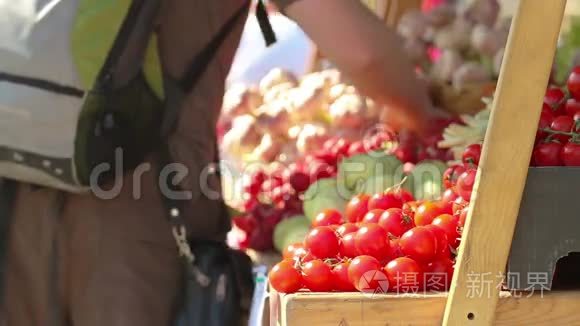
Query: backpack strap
161,0,276,137
96,0,162,91
0,179,17,308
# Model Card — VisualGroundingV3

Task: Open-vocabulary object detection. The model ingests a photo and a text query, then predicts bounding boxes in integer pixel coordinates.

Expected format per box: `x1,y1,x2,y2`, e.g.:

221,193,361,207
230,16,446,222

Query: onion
452,62,492,90
259,68,298,95
398,10,429,40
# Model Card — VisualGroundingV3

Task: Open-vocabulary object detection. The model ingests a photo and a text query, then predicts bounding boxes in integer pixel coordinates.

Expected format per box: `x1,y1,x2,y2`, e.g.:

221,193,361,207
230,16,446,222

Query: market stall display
265,0,580,325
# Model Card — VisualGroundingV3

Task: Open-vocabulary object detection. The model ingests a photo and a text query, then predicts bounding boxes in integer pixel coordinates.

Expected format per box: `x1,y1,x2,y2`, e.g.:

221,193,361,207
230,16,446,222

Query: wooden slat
275,291,580,326
442,1,567,325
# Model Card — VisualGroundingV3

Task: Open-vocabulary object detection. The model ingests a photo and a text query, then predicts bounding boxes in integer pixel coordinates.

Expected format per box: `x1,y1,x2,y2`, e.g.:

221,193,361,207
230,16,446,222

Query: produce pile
228,134,453,253
530,66,580,167
267,145,480,294
398,0,508,89
219,68,387,165
439,65,580,166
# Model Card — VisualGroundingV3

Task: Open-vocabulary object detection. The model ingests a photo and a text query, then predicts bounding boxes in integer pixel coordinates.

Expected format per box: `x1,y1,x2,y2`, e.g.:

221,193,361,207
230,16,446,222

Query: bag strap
0,179,17,307
96,0,162,91
157,0,275,285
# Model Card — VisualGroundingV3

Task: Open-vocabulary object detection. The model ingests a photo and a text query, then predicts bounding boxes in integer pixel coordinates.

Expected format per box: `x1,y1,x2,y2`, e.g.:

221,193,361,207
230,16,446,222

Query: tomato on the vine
345,194,370,223
355,224,393,261
414,201,445,226
443,165,467,190
457,206,470,227
456,169,476,202
532,142,563,166
339,233,359,258
561,142,580,166
378,208,415,238
301,260,333,292
283,243,304,260
424,224,450,259
368,192,403,210
544,87,566,116
567,66,580,100
432,214,460,249
362,209,385,224
462,144,482,166
537,110,555,140
425,258,454,291
550,115,574,143
304,226,339,259
336,223,360,237
394,188,415,203
348,255,383,292
384,257,424,293
399,226,438,263
441,189,459,214
565,98,580,117
452,196,469,215
312,209,343,227
332,261,356,291
269,260,303,293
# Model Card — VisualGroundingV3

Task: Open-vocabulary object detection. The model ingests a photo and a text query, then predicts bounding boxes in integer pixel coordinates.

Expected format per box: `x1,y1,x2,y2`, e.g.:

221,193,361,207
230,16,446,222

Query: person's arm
280,0,445,134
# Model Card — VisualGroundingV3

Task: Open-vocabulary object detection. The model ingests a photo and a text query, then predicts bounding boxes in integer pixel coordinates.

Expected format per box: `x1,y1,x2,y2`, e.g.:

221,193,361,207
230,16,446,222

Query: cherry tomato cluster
532,66,580,167
268,177,472,294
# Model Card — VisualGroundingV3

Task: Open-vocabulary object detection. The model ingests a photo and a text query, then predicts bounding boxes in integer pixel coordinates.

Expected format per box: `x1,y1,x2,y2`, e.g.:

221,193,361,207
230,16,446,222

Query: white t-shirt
227,13,312,86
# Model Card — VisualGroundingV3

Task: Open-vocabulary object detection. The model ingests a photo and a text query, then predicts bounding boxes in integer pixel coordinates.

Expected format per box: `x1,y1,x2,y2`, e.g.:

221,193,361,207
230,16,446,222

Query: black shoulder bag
157,2,276,326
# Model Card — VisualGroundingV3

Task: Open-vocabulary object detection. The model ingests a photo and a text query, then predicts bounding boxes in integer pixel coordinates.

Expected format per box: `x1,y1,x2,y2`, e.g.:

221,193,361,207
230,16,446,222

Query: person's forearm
285,0,435,132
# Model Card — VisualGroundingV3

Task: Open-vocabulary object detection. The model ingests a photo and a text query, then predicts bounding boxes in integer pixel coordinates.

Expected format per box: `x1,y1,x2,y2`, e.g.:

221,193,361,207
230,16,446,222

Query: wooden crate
270,291,580,326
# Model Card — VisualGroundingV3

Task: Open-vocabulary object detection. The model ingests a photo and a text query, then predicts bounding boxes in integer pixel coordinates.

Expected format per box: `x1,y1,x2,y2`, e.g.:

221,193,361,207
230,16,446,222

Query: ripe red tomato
567,66,580,100
414,201,445,226
339,233,359,258
355,224,393,261
424,224,450,259
462,144,482,166
456,169,477,202
561,142,580,166
443,165,467,190
269,260,303,293
550,115,574,143
452,196,469,215
537,110,556,140
565,98,580,117
441,189,459,214
533,142,563,166
362,209,385,224
432,214,460,249
332,261,356,291
304,226,339,259
384,257,424,293
312,209,343,227
544,86,566,115
378,208,415,238
394,188,415,203
345,194,370,223
425,258,454,291
283,243,304,260
458,207,469,228
348,255,383,292
399,226,438,264
301,260,334,292
368,192,403,210
336,223,360,237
